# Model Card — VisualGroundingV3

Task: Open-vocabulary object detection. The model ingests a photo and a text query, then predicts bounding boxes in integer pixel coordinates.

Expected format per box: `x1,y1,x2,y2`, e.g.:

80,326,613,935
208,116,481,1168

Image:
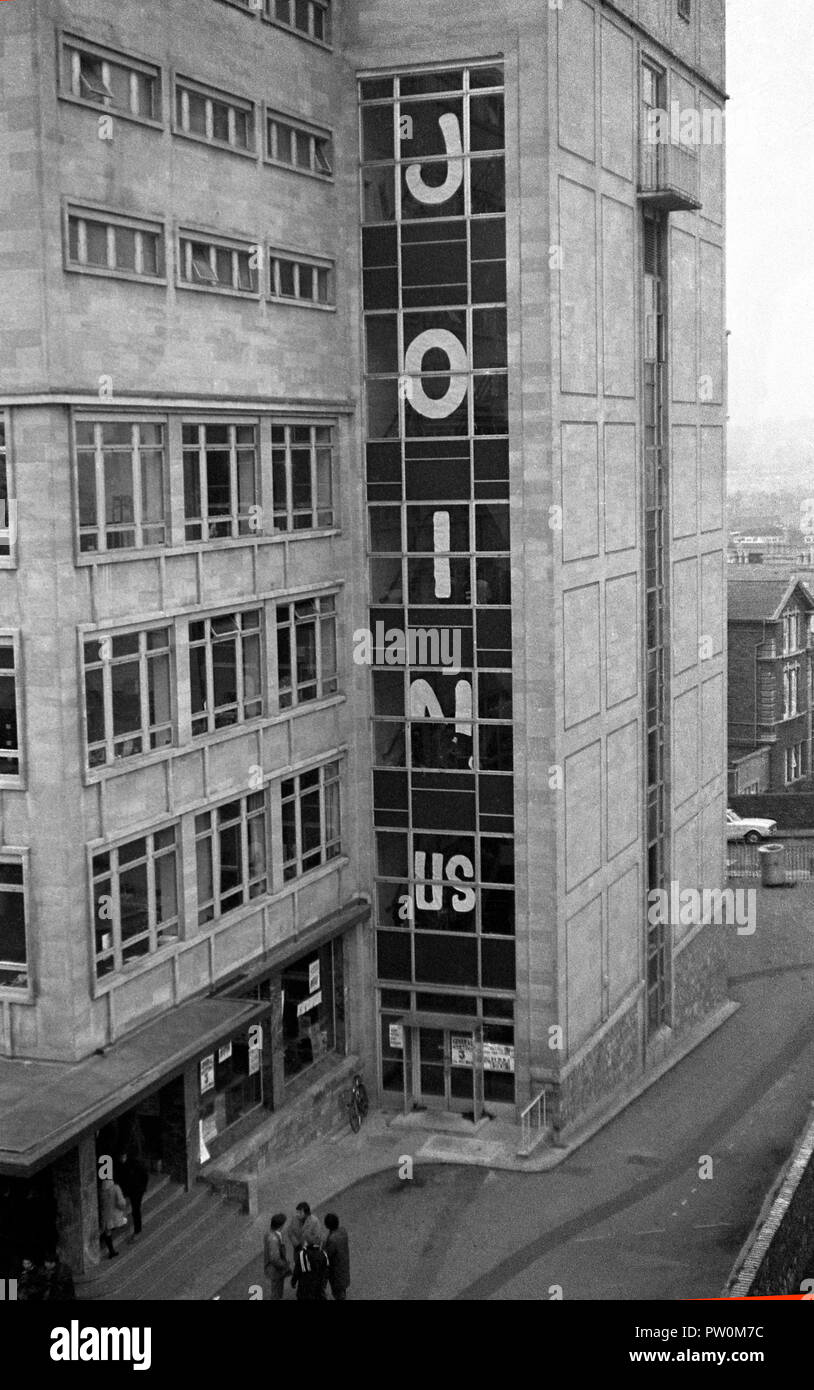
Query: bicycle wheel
355,1078,369,1119
348,1097,362,1133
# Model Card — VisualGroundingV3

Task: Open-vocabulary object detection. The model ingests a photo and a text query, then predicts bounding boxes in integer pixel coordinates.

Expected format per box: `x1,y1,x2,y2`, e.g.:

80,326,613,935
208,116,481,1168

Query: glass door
415,1027,479,1113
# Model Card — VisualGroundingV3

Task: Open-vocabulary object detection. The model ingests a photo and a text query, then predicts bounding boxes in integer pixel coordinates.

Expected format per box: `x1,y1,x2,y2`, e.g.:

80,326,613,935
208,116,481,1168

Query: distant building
728,576,814,789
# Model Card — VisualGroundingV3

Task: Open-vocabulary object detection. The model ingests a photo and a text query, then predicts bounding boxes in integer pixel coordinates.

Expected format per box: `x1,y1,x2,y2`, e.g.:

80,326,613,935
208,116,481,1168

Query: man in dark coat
263,1213,291,1301
323,1213,350,1300
290,1239,329,1301
42,1252,75,1300
118,1152,149,1239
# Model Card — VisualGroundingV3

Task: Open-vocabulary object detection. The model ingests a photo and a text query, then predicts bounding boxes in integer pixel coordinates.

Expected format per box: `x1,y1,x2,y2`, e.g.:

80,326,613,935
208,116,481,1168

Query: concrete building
0,0,728,1276
728,575,814,790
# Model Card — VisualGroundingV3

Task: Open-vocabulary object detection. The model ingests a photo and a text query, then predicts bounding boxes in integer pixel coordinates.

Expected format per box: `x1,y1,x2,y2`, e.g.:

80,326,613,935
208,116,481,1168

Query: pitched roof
728,575,814,622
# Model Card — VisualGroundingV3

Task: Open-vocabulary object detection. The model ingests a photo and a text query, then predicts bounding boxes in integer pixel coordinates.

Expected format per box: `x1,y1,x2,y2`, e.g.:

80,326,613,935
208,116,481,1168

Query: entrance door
414,1027,479,1115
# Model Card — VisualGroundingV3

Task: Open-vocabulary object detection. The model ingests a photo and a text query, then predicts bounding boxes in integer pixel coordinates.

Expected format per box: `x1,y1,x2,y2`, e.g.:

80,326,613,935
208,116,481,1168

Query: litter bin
758,842,786,887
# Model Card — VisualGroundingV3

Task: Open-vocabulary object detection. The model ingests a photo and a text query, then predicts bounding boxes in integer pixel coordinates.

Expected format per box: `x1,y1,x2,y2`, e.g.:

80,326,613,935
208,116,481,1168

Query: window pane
119,862,148,939
114,225,137,270
85,221,109,266
0,886,26,965
187,90,207,135
154,851,178,925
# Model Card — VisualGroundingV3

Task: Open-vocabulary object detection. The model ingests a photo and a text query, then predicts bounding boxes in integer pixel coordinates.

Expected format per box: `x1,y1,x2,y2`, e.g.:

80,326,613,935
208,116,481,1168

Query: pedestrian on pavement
322,1213,350,1300
99,1175,128,1258
263,1213,291,1301
290,1237,329,1301
118,1151,149,1241
286,1201,322,1264
42,1251,75,1300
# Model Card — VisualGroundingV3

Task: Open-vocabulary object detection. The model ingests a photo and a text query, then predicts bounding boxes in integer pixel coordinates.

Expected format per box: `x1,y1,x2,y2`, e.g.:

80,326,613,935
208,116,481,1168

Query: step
77,1184,217,1300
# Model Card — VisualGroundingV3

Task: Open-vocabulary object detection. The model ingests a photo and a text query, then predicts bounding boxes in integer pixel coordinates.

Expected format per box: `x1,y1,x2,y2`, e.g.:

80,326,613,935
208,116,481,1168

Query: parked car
726,808,778,844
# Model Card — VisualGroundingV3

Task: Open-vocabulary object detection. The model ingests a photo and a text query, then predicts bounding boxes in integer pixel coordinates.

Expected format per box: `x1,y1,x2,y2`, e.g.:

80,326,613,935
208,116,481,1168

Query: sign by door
483,1043,515,1073
308,959,320,994
450,1034,474,1066
389,1022,404,1049
297,990,322,1018
200,1055,215,1093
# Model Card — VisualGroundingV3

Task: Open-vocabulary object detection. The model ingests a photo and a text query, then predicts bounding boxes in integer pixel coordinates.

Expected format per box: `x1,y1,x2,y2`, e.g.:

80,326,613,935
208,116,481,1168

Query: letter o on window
403,329,469,420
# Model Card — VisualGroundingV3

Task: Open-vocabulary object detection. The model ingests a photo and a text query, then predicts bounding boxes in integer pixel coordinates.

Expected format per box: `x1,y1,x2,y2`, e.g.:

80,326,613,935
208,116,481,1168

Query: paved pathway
213,885,814,1300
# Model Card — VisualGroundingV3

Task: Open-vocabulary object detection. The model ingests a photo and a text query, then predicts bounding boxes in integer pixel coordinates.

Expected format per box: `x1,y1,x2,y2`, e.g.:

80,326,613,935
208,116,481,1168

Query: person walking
323,1213,350,1301
17,1256,48,1300
290,1237,329,1301
286,1201,321,1265
99,1175,128,1258
118,1152,149,1241
263,1213,291,1301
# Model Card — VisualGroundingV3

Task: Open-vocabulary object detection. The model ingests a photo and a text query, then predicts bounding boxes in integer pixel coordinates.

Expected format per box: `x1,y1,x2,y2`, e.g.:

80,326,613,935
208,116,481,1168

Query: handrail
519,1086,549,1155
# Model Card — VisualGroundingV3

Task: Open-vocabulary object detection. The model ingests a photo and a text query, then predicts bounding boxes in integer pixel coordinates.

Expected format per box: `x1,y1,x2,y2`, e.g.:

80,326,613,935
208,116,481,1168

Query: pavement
202,881,814,1301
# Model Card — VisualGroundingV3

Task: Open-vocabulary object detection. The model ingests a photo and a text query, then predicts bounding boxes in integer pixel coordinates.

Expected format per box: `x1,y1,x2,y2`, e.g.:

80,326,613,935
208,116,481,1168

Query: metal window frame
177,228,260,298
0,847,32,998
267,246,335,307
264,104,334,178
262,0,332,49
91,826,181,979
57,30,163,128
74,416,168,555
194,788,269,924
173,73,257,157
83,623,174,768
181,418,260,540
275,592,337,707
63,200,166,284
270,420,335,531
188,604,265,735
281,758,342,879
0,408,17,568
0,630,23,787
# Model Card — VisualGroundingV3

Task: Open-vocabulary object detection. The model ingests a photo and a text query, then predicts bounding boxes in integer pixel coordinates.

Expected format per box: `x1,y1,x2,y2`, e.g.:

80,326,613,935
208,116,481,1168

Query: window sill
65,264,167,287
58,92,164,131
93,937,181,997
267,295,336,312
262,155,333,183
172,128,260,161
0,983,33,1004
74,527,340,565
0,776,26,791
176,280,261,301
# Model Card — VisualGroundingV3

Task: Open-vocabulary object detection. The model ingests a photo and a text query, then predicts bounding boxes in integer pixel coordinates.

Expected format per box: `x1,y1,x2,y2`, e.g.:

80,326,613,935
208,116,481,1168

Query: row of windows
0,762,341,991
62,26,332,160
0,595,338,783
73,417,333,553
217,0,331,44
66,207,334,303
83,596,338,768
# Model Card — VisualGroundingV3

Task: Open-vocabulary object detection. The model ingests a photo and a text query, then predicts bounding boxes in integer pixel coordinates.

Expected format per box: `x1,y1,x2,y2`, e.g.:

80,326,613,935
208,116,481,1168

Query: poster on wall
308,959,320,994
483,1043,515,1073
389,1023,404,1049
198,1120,210,1165
201,1113,218,1143
200,1054,215,1093
248,1043,261,1076
218,1042,232,1064
297,990,322,1018
450,1034,474,1066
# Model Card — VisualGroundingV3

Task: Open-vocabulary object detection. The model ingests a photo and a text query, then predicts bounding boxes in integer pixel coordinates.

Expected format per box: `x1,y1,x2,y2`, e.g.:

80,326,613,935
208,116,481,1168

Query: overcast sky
727,0,814,425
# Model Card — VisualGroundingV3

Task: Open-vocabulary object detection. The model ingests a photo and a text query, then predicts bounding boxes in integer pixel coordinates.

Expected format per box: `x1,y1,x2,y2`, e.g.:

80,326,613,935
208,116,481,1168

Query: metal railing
639,139,701,209
727,840,814,880
519,1087,549,1156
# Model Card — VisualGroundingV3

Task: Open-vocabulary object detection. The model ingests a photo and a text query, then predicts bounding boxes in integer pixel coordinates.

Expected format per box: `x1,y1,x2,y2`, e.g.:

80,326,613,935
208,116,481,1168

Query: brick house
728,575,814,789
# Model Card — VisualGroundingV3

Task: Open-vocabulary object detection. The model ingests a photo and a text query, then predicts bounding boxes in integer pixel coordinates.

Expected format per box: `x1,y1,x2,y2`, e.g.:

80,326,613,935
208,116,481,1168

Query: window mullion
310,433,317,526
230,429,238,537
146,840,157,951
139,633,151,747
78,219,88,264
205,98,214,141
240,802,249,904
106,224,116,270
94,429,107,552
103,655,115,762
131,425,144,545
235,623,245,717
205,626,215,731
112,862,123,972
199,436,208,535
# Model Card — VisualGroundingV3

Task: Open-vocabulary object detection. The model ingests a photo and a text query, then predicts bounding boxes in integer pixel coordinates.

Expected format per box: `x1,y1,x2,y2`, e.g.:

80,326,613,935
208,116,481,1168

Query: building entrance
403,1014,485,1119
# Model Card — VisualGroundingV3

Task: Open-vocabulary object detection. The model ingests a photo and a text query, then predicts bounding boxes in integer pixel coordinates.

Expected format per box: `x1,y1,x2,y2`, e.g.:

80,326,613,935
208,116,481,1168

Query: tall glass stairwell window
643,214,670,1035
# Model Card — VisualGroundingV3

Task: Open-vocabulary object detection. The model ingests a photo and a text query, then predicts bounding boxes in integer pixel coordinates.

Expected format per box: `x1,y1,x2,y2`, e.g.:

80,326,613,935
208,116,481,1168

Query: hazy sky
727,0,814,425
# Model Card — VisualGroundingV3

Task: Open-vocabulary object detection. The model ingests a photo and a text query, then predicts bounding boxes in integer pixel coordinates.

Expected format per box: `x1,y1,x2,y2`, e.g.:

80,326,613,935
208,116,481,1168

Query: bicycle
341,1073,369,1132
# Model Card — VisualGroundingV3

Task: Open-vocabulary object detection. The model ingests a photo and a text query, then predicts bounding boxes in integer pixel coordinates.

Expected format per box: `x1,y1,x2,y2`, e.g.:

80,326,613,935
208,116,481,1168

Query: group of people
98,1151,149,1259
16,1252,75,1301
264,1202,350,1301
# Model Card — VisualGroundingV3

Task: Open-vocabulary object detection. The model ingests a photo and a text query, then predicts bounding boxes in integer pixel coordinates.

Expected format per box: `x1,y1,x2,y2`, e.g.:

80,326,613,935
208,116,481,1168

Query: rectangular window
75,419,167,553
268,252,333,305
174,78,255,153
189,609,264,735
282,938,344,1081
61,35,160,121
271,422,334,531
783,663,800,720
276,594,337,708
179,233,258,294
0,856,28,990
195,791,268,924
0,418,11,560
84,627,173,768
182,421,259,539
280,760,341,881
264,0,331,44
266,110,333,176
93,828,179,979
0,638,21,780
66,207,164,281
